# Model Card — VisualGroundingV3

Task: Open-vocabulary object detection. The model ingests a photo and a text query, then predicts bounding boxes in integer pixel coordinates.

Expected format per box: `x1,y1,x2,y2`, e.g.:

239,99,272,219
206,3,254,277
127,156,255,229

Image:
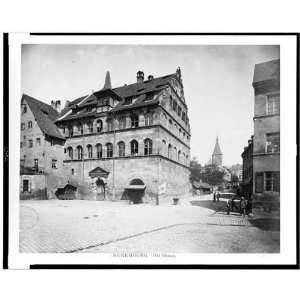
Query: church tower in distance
212,136,223,166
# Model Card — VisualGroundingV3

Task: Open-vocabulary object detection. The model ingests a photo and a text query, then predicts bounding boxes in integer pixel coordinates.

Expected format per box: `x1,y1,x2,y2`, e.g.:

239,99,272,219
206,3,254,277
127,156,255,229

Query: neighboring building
20,94,66,199
252,59,280,196
211,136,223,166
54,68,191,204
241,135,253,197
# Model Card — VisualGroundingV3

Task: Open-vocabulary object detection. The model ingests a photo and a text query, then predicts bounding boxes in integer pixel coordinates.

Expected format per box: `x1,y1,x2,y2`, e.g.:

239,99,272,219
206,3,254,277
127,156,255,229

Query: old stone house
20,94,66,199
23,67,191,203
252,59,280,196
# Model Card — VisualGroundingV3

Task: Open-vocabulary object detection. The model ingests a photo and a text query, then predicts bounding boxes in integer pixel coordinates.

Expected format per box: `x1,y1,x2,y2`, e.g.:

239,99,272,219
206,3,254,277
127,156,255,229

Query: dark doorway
95,178,106,200
23,180,29,192
126,178,145,204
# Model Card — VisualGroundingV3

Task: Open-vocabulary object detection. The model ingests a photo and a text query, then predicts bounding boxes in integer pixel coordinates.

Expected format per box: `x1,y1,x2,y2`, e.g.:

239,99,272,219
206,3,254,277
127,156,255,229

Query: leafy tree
231,174,239,183
189,157,202,183
200,164,226,187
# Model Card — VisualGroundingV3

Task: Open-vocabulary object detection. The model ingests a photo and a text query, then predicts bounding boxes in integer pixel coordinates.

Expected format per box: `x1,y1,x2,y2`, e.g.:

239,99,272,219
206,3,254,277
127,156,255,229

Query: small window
144,114,153,126
68,147,73,160
107,120,113,131
130,140,139,156
21,123,25,130
71,168,75,175
96,144,102,159
265,172,280,192
23,179,29,192
144,139,152,155
36,138,41,147
267,94,280,115
106,143,113,158
87,144,93,158
28,121,33,128
173,100,177,111
96,120,103,133
22,104,27,114
119,116,126,129
118,141,125,157
87,122,93,133
34,159,39,170
255,172,264,193
28,139,33,148
266,133,280,153
52,159,58,169
131,115,139,128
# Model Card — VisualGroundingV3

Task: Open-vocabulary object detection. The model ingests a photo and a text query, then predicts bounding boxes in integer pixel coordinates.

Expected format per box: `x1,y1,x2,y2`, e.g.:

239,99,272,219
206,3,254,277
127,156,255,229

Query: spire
213,136,222,155
102,71,112,90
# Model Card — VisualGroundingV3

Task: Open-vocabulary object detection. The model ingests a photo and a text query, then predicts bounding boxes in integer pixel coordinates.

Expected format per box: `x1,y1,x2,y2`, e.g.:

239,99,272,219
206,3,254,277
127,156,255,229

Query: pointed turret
102,71,112,90
213,136,222,155
212,136,223,166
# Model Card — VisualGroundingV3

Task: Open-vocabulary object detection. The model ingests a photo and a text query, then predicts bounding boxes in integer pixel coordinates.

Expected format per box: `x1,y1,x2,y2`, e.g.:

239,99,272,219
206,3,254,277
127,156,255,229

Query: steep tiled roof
56,72,179,121
253,59,280,84
22,94,65,140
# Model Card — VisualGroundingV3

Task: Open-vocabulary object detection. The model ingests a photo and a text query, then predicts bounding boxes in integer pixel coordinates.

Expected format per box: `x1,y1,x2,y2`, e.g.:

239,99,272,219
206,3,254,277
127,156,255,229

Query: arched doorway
95,178,106,201
126,178,146,204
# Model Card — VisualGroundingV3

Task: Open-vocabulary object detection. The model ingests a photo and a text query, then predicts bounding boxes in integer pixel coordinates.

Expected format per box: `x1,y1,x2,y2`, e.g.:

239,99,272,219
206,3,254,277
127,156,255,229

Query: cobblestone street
19,195,280,253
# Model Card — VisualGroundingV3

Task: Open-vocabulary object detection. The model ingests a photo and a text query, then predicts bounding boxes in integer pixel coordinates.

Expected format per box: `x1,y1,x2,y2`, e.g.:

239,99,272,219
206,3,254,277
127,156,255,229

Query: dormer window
22,104,27,113
124,97,133,105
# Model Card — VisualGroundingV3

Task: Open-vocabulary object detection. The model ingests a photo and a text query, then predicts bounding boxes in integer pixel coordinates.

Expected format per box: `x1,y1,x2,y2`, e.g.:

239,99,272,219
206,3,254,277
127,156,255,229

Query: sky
21,44,279,166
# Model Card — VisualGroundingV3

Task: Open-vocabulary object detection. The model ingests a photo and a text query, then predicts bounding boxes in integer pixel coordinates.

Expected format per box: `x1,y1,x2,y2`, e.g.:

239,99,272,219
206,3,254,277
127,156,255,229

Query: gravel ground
19,196,280,254
80,223,279,253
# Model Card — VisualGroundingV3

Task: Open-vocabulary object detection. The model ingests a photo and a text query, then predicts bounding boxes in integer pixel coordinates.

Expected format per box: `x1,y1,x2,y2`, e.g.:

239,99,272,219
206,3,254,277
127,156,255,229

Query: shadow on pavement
190,200,228,213
248,218,280,231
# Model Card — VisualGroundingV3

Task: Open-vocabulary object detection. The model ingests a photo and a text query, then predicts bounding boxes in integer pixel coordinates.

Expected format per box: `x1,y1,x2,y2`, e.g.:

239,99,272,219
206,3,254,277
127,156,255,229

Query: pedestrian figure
240,196,247,217
213,191,216,202
216,191,220,202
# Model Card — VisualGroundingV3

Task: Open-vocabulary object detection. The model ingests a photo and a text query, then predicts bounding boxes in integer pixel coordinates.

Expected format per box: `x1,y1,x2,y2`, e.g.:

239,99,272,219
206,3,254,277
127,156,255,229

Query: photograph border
3,32,299,270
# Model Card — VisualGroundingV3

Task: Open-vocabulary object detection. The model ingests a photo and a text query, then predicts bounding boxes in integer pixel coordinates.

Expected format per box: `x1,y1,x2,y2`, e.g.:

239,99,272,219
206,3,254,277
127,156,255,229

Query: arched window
106,143,113,158
144,113,153,126
169,119,173,126
130,140,139,156
131,114,139,128
96,143,102,159
28,121,32,128
179,128,182,135
76,146,83,160
174,124,178,131
87,121,93,133
174,147,177,160
178,150,181,162
96,119,103,133
168,144,172,159
118,141,125,157
77,122,83,135
87,144,93,158
144,139,152,155
67,147,73,160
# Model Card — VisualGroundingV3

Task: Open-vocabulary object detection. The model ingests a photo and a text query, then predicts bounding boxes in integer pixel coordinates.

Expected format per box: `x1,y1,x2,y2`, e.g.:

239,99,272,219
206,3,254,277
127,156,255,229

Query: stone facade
252,59,280,196
53,68,192,203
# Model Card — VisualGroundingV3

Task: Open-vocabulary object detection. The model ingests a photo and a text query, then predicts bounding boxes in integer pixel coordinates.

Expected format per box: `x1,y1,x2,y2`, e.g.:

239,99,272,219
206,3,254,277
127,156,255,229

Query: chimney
148,75,154,81
176,67,182,81
137,71,144,84
64,100,70,108
55,100,61,113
